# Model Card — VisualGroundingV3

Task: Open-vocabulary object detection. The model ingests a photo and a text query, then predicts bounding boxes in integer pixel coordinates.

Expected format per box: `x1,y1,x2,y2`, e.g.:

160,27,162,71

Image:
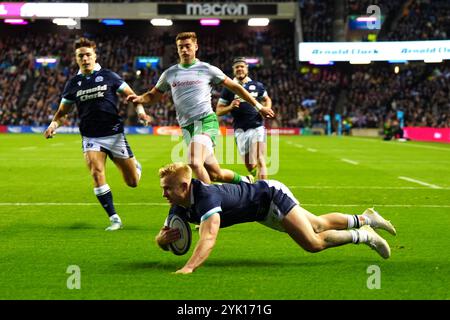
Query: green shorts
182,113,219,146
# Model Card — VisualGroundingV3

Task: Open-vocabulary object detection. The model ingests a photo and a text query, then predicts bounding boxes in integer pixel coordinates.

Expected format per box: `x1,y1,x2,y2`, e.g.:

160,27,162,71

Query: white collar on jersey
233,76,252,85
77,63,101,75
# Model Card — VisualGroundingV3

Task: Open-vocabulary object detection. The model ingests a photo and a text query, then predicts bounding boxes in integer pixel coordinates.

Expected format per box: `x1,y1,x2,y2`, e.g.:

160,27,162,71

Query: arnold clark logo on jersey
76,85,107,101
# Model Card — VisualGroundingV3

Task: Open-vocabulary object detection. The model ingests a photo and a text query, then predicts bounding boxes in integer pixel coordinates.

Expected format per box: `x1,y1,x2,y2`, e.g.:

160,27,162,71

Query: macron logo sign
186,3,248,16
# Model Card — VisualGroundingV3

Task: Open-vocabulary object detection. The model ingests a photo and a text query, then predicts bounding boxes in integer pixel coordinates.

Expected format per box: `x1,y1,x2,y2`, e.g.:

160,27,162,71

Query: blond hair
159,162,192,180
175,32,197,43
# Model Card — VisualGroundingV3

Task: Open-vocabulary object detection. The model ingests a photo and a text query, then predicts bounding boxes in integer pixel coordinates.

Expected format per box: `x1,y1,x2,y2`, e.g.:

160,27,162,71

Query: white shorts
258,180,300,233
190,134,214,155
234,126,266,156
82,133,134,159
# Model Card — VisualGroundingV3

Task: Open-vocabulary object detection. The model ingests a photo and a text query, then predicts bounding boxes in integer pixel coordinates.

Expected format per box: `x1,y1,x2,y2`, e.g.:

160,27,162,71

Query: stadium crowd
382,0,450,41
0,0,448,131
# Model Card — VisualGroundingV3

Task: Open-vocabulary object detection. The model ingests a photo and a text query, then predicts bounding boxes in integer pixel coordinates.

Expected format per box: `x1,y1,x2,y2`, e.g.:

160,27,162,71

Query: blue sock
94,184,117,217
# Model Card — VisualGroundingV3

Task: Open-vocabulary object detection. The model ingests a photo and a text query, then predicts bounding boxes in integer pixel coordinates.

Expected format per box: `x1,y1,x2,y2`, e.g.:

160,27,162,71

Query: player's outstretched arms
175,213,220,274
127,87,163,106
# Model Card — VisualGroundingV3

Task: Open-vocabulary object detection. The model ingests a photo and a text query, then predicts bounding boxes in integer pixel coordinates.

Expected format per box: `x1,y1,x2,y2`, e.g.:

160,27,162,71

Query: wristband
136,104,145,116
254,102,263,111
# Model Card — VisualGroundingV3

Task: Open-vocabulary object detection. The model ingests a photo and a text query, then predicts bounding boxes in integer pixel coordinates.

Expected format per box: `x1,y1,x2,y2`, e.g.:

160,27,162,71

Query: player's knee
126,180,138,188
302,237,325,253
312,220,326,233
188,160,203,172
125,175,139,188
257,156,266,167
91,168,105,182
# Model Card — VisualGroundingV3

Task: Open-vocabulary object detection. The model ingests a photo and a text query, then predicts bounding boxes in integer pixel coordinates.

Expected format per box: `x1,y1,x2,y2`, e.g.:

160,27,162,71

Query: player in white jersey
128,32,275,184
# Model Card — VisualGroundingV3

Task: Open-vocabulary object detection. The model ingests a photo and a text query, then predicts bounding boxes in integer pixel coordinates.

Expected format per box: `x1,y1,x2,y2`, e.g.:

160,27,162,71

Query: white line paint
19,147,37,150
0,158,81,161
302,204,450,208
341,158,359,165
50,143,65,147
0,202,169,206
389,142,450,152
349,136,450,151
1,202,449,208
294,144,304,148
346,137,379,143
307,148,317,152
398,176,442,189
288,186,450,190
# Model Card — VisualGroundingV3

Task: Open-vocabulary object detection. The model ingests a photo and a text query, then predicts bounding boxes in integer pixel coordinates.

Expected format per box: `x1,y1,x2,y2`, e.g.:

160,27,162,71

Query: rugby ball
168,215,192,256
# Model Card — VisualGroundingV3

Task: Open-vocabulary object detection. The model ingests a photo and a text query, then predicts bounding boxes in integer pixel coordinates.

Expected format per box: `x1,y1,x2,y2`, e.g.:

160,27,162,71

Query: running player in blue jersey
44,38,151,231
217,57,272,179
155,163,397,274
128,32,275,185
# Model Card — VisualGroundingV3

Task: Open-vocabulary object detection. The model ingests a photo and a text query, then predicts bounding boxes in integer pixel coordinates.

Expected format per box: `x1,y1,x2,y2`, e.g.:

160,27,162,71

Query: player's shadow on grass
61,223,150,231
114,258,355,272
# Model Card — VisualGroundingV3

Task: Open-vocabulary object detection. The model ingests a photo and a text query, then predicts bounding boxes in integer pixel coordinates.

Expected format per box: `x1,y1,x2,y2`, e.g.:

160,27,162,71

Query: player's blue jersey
219,80,267,131
166,179,297,228
61,65,128,137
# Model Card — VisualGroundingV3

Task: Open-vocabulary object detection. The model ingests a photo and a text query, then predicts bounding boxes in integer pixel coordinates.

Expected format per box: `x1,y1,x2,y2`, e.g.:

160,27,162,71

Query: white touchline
398,176,443,189
0,203,169,206
349,136,450,151
307,148,317,152
295,144,304,148
302,204,450,208
391,142,450,152
1,203,450,208
288,186,450,190
19,147,37,150
341,158,359,165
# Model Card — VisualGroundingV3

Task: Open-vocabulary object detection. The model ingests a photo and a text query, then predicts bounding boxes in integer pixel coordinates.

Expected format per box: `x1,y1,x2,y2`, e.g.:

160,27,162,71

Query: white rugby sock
347,214,368,229
350,229,369,244
241,176,250,183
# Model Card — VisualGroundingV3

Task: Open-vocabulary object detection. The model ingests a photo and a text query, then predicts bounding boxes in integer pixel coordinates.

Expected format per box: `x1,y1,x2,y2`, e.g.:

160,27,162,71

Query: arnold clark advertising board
299,40,450,63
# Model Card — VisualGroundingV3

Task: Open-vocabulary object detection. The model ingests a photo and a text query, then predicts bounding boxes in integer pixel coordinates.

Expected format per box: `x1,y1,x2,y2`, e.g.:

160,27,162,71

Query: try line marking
398,176,442,189
1,202,449,208
288,185,449,190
